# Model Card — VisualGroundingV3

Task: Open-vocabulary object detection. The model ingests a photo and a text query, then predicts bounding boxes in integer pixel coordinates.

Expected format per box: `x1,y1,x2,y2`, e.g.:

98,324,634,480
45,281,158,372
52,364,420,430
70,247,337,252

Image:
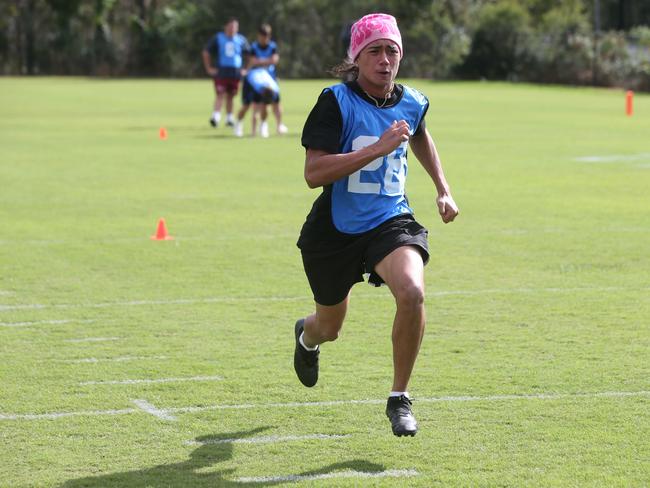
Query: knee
395,282,425,311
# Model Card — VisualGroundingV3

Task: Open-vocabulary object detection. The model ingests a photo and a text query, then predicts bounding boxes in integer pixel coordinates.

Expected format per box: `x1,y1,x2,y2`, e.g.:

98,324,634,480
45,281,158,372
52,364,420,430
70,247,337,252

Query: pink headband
348,13,403,61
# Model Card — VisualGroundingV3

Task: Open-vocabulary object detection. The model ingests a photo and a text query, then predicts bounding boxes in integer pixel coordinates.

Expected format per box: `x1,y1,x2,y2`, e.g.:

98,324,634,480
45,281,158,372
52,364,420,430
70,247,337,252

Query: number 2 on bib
347,135,407,196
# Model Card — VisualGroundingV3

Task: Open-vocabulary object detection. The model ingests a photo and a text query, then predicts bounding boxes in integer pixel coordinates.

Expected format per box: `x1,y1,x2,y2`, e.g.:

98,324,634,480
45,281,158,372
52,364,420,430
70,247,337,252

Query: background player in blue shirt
202,18,249,128
246,67,280,137
293,14,459,437
234,24,288,137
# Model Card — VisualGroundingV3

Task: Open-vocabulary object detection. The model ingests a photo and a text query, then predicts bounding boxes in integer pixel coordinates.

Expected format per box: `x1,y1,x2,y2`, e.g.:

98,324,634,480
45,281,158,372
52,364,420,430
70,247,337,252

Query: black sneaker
225,120,235,127
386,395,418,437
209,118,217,128
293,319,319,387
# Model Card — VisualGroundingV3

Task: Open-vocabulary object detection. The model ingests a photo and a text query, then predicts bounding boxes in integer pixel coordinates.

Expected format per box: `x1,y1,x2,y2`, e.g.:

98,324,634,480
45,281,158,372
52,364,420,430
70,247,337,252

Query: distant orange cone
151,218,174,240
159,127,168,140
626,90,634,116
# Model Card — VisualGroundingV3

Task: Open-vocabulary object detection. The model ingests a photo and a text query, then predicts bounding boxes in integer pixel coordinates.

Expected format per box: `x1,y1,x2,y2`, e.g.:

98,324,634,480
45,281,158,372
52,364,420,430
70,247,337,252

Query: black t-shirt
301,80,428,153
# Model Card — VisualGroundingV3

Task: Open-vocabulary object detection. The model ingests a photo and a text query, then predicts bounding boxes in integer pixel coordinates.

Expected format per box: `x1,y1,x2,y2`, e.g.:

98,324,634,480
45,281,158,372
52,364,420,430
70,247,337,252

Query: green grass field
1,77,649,487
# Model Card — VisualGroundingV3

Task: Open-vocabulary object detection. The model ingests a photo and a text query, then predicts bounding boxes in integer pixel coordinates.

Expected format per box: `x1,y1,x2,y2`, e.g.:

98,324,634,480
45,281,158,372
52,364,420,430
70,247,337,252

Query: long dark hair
329,57,358,81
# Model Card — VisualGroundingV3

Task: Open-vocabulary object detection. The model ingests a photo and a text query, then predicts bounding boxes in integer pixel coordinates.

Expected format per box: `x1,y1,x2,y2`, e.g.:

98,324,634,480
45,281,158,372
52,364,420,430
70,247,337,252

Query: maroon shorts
213,78,240,95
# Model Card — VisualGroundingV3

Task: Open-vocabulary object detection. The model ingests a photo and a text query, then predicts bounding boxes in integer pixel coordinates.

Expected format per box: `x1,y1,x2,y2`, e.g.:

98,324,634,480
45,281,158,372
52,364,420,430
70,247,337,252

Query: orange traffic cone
159,127,168,140
151,218,174,240
626,90,634,116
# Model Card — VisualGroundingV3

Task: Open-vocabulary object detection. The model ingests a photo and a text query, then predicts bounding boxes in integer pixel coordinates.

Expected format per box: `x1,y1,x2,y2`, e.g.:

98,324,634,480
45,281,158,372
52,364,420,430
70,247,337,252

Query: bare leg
251,103,259,136
225,92,234,115
236,104,249,121
214,91,224,113
302,294,349,347
273,102,283,126
273,102,288,133
374,246,425,392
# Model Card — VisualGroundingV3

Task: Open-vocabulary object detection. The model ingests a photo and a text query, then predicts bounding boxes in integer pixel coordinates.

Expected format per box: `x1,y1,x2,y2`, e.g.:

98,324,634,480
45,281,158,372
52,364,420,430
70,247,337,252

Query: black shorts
299,215,429,306
252,90,280,104
241,78,255,105
242,79,281,105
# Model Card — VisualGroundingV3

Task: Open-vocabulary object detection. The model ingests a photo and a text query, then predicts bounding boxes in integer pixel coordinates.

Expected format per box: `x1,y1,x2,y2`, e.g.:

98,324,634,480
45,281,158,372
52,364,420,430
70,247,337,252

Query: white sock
226,113,234,123
389,391,409,398
299,332,319,351
212,111,221,122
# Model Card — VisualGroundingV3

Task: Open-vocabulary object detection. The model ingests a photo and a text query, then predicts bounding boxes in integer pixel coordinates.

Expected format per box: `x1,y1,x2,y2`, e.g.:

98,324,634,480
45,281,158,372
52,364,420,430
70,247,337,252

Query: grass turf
0,77,649,487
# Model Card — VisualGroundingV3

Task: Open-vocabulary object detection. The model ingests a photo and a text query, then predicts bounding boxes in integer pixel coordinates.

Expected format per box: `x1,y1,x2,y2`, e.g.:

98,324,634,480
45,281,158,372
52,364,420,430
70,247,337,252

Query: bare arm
409,128,459,223
250,53,280,68
202,49,217,76
304,120,410,188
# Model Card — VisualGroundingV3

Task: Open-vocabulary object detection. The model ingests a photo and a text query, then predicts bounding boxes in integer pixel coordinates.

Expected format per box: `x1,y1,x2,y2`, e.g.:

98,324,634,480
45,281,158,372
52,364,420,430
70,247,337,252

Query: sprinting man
202,18,249,128
234,23,287,137
293,13,459,437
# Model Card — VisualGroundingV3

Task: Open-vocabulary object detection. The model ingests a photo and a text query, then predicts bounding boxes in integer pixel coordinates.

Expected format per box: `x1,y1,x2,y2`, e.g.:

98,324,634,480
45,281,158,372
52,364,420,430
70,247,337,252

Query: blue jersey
251,40,277,77
328,83,428,234
208,32,248,70
246,68,280,95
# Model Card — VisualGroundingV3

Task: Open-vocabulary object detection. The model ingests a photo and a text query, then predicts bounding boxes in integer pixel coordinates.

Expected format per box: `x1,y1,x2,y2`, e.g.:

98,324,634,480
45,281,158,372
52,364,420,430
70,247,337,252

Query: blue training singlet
215,32,247,69
327,83,428,234
251,41,277,77
247,68,280,96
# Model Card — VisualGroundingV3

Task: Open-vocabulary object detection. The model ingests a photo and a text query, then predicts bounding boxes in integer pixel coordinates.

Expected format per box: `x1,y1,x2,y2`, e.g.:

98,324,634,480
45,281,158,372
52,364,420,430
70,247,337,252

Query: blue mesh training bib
328,83,428,234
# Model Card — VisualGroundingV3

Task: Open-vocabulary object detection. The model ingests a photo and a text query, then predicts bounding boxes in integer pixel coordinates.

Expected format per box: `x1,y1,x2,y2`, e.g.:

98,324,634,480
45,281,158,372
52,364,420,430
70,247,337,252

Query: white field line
186,434,351,445
0,408,137,420
235,469,419,483
1,390,648,421
79,375,222,386
132,399,177,421
0,296,308,311
59,356,169,364
164,390,650,415
0,319,95,328
574,153,650,163
2,285,649,312
64,337,121,343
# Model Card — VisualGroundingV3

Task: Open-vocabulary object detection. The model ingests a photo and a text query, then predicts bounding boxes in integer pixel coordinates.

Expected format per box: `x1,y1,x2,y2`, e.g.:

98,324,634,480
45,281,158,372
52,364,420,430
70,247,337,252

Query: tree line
2,0,650,90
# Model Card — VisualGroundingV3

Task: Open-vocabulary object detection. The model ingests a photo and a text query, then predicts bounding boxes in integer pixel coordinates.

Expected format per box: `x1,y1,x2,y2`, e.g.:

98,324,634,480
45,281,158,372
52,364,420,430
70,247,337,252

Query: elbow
304,167,322,188
304,172,320,189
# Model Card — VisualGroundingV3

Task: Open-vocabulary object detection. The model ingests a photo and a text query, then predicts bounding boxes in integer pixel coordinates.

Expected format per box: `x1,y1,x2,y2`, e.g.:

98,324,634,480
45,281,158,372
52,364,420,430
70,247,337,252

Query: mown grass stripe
59,356,169,363
79,375,222,386
64,337,121,343
0,319,95,328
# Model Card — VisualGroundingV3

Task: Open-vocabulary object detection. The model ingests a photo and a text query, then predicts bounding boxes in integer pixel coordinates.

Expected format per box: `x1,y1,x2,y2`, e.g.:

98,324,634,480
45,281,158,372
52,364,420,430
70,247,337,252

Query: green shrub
400,1,472,79
528,4,593,84
459,1,533,80
626,26,650,90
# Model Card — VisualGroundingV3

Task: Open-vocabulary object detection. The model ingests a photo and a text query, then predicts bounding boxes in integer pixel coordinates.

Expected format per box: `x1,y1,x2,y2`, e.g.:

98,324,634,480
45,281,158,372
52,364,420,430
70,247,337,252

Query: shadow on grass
59,427,384,487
